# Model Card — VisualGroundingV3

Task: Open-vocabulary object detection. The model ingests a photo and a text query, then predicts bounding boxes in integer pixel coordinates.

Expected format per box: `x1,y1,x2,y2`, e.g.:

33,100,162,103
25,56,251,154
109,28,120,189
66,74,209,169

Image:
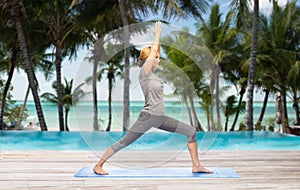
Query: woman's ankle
95,162,103,168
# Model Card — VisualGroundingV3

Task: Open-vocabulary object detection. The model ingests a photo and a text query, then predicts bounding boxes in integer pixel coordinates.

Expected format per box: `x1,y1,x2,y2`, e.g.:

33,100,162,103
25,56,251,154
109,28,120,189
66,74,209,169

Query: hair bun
138,46,151,67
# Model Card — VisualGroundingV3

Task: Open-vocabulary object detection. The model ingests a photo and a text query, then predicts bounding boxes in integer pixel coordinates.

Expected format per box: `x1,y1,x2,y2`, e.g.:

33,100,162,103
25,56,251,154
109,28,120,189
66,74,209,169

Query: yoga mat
74,167,240,178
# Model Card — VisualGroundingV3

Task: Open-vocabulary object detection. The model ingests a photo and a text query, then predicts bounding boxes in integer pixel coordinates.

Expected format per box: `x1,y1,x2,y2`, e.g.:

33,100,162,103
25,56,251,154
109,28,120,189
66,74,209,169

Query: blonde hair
137,47,151,67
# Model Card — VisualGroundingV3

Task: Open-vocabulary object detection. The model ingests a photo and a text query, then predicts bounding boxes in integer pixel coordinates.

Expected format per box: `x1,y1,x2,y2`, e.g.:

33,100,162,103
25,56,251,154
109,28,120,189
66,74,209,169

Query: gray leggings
111,111,197,152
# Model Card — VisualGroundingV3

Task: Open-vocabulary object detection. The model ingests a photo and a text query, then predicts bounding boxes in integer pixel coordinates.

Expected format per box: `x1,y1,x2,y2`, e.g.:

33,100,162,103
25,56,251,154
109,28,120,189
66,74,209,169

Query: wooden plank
0,150,300,189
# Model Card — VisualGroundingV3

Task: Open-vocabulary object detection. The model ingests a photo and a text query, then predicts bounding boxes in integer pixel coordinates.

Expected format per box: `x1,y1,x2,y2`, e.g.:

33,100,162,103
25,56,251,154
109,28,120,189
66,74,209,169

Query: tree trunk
15,19,47,131
224,117,229,131
93,57,99,131
230,87,245,131
215,68,221,130
257,89,269,123
188,95,204,131
92,39,106,131
281,92,289,133
210,70,216,131
119,0,130,131
246,0,259,131
183,96,193,127
106,73,113,131
206,107,211,131
0,48,17,130
15,84,30,130
294,102,300,125
293,94,300,125
55,45,65,131
65,107,70,131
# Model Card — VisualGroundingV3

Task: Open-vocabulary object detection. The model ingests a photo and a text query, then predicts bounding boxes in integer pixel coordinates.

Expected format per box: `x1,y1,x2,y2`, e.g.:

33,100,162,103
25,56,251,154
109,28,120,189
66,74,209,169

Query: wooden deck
0,150,300,189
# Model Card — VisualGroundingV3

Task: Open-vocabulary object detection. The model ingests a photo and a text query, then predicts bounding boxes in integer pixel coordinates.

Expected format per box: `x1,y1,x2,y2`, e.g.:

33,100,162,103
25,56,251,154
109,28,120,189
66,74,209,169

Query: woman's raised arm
143,21,162,75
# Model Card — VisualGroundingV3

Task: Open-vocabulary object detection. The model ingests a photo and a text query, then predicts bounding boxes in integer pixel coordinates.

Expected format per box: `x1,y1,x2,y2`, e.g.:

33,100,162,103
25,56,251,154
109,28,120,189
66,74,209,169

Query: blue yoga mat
74,167,240,178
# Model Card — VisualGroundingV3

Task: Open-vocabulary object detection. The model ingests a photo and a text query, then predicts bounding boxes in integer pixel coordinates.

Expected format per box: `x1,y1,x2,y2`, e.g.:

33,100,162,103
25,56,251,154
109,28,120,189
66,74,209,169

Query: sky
9,0,291,101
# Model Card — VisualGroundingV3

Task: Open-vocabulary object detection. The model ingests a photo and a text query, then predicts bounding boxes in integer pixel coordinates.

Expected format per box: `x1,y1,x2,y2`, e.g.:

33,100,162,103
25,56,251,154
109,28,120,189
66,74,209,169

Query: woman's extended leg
158,116,213,173
93,112,166,175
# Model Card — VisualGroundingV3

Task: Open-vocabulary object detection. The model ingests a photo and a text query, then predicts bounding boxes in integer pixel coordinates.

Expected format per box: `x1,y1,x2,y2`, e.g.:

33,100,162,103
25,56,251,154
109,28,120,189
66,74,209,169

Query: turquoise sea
18,101,296,132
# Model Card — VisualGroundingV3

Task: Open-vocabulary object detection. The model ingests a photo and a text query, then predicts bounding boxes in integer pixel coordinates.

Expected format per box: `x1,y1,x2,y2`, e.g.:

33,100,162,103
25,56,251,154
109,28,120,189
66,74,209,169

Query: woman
93,21,212,175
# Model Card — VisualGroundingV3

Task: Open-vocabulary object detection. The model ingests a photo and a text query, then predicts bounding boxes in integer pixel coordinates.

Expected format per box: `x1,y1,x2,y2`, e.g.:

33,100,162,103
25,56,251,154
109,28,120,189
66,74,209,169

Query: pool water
0,131,300,151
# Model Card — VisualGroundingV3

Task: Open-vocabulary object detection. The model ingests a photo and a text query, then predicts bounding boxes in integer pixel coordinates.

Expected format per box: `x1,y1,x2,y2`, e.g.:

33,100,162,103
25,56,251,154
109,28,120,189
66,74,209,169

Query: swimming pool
0,131,299,151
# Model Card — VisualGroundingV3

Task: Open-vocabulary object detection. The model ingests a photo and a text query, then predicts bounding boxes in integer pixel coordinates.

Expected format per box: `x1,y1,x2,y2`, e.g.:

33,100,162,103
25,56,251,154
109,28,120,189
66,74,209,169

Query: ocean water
17,101,296,131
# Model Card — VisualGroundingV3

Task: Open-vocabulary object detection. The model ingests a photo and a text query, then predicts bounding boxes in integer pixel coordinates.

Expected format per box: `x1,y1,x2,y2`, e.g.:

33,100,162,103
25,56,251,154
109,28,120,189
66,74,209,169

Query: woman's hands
153,21,162,55
153,21,162,36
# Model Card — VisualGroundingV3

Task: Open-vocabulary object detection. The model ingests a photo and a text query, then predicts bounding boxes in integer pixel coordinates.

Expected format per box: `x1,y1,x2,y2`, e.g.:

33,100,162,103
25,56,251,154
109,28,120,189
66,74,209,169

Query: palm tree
195,3,235,130
220,44,249,131
119,0,212,131
118,0,155,131
245,0,259,131
91,39,104,131
160,59,204,131
41,78,85,131
80,1,121,131
150,0,211,19
87,42,139,131
285,3,300,125
32,0,87,131
0,0,55,130
274,1,300,128
75,0,134,131
230,0,251,30
162,29,206,131
254,31,279,126
97,43,124,131
0,0,47,130
254,1,300,131
62,78,85,130
78,0,212,132
230,0,259,131
222,56,248,131
224,95,237,132
197,83,212,131
0,9,14,129
118,0,131,131
230,11,274,130
288,61,300,125
14,52,55,129
0,3,23,130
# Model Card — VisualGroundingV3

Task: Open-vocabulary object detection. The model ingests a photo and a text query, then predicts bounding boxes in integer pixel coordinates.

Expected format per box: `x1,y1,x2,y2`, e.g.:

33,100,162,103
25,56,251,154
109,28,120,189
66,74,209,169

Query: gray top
139,68,165,115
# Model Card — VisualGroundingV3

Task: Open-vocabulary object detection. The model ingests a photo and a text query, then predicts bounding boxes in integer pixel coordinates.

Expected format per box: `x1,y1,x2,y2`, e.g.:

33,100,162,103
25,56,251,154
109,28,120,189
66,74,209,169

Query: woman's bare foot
192,165,213,174
93,165,108,175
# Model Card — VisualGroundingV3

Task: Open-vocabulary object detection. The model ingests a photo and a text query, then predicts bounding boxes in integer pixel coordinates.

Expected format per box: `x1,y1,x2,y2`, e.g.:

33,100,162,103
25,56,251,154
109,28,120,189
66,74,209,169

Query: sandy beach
1,150,300,189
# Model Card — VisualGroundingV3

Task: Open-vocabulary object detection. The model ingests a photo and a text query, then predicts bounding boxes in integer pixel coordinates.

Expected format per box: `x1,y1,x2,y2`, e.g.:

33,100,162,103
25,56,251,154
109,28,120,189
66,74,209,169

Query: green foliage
223,95,246,131
266,117,276,131
255,118,278,132
238,120,246,131
0,79,28,125
265,117,276,132
40,77,85,130
254,121,265,131
224,95,238,117
40,77,85,108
